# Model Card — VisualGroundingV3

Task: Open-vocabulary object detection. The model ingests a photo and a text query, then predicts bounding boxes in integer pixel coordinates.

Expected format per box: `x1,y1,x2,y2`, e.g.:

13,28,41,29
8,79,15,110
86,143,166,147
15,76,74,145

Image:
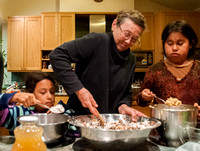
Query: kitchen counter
0,135,176,151
55,92,68,96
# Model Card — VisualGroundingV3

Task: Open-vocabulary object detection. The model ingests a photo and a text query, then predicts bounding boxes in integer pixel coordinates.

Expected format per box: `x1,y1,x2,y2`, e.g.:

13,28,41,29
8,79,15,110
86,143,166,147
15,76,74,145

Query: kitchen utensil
93,107,105,126
36,103,50,109
186,122,200,143
150,104,198,147
151,94,166,104
68,114,161,149
143,90,165,104
180,122,200,144
20,113,69,144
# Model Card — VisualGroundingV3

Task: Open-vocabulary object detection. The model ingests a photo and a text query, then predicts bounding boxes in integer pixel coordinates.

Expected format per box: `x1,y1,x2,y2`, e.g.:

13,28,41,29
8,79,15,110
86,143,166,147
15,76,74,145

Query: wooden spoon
94,108,105,126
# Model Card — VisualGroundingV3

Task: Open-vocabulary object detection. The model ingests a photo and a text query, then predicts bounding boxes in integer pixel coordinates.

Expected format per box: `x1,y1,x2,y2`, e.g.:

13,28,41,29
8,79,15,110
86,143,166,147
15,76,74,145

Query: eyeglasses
119,25,139,43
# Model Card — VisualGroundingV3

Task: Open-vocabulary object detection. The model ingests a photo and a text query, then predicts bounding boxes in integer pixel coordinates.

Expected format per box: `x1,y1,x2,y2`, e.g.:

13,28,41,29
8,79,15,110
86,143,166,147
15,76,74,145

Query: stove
47,135,76,148
72,138,160,151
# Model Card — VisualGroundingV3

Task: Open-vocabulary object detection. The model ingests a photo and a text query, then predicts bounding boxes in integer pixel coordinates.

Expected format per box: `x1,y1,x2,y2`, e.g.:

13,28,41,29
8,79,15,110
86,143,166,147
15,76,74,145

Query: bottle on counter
12,116,47,151
11,82,20,93
42,61,47,69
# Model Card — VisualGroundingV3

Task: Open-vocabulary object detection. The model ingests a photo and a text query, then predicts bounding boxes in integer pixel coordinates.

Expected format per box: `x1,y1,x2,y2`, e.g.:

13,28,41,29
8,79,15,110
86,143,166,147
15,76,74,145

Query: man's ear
111,19,117,31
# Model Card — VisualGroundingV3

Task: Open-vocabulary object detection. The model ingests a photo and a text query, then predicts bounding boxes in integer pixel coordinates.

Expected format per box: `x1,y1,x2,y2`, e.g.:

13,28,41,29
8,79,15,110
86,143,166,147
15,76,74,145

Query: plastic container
12,116,47,151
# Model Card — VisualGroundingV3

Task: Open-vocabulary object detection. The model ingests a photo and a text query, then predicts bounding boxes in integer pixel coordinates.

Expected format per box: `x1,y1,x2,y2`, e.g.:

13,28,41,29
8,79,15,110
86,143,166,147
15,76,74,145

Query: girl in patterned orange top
137,20,200,118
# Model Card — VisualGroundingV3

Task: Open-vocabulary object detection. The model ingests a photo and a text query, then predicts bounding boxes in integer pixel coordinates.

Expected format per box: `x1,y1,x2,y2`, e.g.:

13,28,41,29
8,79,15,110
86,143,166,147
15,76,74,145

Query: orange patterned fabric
138,60,200,106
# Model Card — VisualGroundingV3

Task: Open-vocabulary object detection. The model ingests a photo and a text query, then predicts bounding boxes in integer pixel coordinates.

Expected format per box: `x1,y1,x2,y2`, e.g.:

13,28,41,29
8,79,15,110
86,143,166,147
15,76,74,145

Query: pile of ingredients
165,97,182,106
49,104,65,113
73,116,153,130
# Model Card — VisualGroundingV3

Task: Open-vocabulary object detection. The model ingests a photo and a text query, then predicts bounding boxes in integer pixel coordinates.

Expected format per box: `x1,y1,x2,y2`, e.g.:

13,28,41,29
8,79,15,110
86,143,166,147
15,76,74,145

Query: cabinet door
24,17,41,70
41,13,58,50
130,13,154,50
140,13,154,50
7,17,24,71
186,12,200,47
163,12,186,25
58,13,75,45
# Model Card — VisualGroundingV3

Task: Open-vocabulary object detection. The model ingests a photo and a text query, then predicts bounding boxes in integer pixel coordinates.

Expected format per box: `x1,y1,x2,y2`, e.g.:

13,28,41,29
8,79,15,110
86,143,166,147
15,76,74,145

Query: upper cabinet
130,12,155,51
154,11,200,63
7,16,41,71
41,12,75,50
187,12,200,48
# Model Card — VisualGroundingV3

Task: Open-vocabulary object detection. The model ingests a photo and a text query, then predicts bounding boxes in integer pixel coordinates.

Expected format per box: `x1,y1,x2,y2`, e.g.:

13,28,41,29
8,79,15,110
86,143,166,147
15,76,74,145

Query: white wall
60,0,134,12
135,0,173,12
0,0,57,20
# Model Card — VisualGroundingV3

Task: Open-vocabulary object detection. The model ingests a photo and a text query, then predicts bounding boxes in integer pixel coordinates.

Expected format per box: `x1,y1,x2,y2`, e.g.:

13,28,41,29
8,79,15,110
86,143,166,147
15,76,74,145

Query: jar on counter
12,116,47,151
48,64,52,69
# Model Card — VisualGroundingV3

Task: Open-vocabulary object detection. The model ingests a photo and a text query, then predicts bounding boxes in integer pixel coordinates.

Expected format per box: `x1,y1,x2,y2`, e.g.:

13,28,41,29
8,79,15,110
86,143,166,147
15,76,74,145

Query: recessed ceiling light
94,0,103,2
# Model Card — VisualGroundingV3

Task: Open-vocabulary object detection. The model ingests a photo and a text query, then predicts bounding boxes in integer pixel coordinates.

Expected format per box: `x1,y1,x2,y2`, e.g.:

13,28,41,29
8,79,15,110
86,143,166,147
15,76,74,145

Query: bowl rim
18,113,69,125
149,104,198,112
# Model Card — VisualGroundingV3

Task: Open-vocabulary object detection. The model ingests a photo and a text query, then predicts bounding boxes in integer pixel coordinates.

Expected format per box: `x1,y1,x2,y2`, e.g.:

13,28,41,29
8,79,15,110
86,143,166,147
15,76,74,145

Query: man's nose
124,38,132,44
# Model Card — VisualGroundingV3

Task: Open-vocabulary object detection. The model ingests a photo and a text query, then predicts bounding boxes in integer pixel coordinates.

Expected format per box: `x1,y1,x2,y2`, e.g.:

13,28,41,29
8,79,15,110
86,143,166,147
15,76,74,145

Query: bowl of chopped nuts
69,114,161,149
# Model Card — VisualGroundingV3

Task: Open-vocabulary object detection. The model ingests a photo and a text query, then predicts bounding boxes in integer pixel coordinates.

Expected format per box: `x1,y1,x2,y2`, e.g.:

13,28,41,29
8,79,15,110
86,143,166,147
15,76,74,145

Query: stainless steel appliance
150,104,198,147
133,51,153,67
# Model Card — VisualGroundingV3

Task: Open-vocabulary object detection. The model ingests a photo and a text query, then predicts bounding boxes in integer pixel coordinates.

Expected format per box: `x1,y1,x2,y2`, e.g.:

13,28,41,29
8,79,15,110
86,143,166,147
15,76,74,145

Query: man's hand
10,92,41,108
75,88,99,117
118,104,147,121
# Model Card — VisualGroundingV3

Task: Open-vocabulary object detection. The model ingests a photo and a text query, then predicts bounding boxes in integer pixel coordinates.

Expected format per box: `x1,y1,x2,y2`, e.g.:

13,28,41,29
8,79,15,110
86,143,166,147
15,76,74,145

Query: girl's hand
141,89,154,102
10,92,41,108
194,103,200,121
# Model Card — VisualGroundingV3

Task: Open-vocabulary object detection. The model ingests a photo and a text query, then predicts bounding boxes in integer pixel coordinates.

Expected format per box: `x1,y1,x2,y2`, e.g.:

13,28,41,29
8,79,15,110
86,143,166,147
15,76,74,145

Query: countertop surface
55,92,68,96
0,135,176,151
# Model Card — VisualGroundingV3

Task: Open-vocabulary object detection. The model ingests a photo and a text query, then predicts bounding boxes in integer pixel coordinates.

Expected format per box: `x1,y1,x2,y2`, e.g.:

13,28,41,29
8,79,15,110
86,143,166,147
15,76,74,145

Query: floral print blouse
137,60,200,106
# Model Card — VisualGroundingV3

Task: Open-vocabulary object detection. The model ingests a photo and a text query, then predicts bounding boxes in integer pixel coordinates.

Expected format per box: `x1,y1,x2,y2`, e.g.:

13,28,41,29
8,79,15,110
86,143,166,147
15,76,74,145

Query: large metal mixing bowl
69,114,161,149
23,113,69,144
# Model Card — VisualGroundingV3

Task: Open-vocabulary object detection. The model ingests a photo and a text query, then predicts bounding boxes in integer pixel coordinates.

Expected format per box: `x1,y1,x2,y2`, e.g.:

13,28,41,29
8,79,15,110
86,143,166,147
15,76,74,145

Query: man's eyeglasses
119,25,139,43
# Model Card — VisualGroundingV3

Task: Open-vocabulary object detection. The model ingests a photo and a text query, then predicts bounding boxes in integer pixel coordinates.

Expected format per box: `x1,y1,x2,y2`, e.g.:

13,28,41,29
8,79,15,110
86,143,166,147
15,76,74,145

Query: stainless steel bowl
150,104,198,147
23,113,69,144
69,114,161,149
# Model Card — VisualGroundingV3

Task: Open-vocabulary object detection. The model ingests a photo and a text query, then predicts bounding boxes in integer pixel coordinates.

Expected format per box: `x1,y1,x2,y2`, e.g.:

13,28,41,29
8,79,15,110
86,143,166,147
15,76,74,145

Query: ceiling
149,0,200,10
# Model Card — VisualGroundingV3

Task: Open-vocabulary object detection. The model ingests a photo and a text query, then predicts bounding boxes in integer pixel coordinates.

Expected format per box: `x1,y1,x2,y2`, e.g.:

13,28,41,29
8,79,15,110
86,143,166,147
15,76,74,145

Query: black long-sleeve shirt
50,32,136,115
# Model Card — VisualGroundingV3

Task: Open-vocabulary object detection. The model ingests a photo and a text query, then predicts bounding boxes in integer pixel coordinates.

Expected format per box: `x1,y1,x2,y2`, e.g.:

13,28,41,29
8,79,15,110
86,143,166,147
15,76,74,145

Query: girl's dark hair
25,72,55,93
162,20,198,58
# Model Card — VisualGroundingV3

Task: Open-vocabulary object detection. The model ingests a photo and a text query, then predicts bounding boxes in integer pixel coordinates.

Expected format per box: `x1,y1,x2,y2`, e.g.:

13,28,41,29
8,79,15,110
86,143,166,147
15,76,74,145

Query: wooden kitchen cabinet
7,16,41,71
187,12,200,48
130,12,155,51
41,12,75,50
